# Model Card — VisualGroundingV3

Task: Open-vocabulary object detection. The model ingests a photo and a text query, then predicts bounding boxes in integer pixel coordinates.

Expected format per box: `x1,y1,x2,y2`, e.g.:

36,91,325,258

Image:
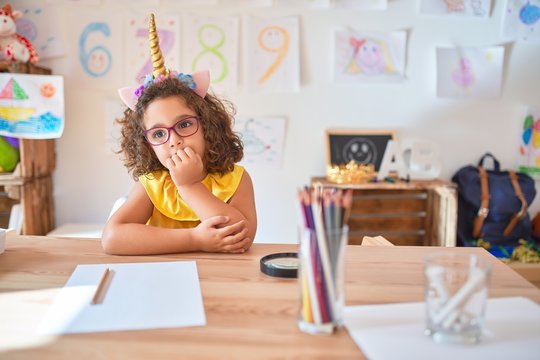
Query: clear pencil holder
424,253,492,345
297,226,348,335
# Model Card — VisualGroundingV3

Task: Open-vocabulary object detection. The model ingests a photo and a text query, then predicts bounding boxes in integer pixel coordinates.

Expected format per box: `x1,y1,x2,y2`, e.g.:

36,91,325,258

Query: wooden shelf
0,60,51,75
311,177,457,247
0,63,56,234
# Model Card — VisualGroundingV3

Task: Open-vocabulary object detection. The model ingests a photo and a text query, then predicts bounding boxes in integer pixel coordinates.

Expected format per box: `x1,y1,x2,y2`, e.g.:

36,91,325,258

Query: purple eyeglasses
144,116,200,146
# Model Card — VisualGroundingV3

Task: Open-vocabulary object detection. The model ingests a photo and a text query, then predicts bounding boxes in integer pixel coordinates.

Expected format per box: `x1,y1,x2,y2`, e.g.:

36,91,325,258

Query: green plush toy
0,136,19,172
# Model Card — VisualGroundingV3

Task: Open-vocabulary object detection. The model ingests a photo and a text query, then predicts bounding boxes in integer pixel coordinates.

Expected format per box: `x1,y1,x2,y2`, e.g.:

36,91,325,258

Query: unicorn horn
149,14,168,78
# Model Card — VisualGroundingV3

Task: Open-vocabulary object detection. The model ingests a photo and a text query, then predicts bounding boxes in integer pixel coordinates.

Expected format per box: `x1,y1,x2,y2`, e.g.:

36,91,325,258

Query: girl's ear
192,71,210,98
118,87,137,111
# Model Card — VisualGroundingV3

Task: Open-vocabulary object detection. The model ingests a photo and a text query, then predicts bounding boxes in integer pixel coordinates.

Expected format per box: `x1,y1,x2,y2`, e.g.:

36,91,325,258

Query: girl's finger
223,226,247,242
176,149,189,161
226,237,250,252
229,248,246,254
184,147,197,159
205,215,230,228
224,227,249,245
170,153,182,165
165,157,175,169
220,219,246,237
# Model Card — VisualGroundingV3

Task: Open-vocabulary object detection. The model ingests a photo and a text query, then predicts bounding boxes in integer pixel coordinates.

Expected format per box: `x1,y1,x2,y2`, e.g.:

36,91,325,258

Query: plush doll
0,135,19,172
0,4,39,64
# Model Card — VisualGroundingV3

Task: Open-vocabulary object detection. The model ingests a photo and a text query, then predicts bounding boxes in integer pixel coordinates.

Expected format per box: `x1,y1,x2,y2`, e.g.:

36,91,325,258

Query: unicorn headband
118,13,210,111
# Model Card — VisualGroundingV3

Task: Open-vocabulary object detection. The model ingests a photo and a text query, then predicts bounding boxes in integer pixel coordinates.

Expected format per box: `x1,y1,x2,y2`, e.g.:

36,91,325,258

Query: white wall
32,0,540,243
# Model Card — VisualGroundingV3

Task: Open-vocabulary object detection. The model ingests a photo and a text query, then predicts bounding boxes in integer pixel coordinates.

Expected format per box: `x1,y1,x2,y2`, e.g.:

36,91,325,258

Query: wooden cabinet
0,61,56,235
311,177,457,247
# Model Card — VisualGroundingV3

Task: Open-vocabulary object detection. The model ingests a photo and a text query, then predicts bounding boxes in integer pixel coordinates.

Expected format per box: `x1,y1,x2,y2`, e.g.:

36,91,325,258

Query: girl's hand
166,147,205,187
191,216,251,253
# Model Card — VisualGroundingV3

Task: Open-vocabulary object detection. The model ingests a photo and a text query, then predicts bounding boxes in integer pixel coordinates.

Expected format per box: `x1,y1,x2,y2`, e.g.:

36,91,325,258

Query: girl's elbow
101,227,121,255
246,226,257,250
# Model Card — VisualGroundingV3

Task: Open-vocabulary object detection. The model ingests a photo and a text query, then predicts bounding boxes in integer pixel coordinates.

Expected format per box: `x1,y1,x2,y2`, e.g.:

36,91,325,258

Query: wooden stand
311,177,457,247
0,61,56,235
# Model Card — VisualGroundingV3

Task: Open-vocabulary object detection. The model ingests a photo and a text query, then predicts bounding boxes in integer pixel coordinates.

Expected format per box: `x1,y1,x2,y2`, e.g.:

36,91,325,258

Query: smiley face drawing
40,83,56,98
341,137,377,165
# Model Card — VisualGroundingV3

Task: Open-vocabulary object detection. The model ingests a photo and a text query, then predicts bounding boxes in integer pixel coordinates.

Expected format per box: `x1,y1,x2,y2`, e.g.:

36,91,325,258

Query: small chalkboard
326,129,395,171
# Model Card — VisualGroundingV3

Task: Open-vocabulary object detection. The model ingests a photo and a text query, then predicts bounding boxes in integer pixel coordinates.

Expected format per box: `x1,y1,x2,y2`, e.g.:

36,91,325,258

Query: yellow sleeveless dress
139,165,244,229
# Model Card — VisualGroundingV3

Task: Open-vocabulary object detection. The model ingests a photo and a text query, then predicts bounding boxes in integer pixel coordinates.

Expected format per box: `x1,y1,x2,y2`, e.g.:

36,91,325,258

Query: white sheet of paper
234,116,287,168
0,73,64,139
273,0,331,8
418,0,491,18
15,1,66,59
245,16,300,93
124,14,181,85
183,14,239,93
37,261,206,334
502,0,540,42
436,46,504,99
67,11,123,90
334,0,387,10
344,297,540,360
518,107,540,179
334,29,407,83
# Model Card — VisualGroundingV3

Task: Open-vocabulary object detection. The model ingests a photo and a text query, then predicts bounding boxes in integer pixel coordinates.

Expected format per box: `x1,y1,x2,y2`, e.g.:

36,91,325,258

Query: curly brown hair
117,77,243,180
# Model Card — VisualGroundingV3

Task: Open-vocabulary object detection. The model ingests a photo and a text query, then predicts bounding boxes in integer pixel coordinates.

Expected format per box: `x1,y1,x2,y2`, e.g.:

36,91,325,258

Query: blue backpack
452,153,537,247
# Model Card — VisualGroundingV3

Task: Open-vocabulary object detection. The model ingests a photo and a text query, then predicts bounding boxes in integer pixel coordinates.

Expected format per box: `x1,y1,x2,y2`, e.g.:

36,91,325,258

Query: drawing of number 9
257,25,289,85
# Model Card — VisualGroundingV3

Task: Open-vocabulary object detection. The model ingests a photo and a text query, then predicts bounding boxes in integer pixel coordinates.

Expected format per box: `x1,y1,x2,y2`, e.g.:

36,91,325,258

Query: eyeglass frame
143,115,201,146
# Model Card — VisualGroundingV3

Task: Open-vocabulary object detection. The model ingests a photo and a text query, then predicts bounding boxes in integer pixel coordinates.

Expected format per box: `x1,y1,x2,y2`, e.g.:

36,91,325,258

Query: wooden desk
1,236,539,359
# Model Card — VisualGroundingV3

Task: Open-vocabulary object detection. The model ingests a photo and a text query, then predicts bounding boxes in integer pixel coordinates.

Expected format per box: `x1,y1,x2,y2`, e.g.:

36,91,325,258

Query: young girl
101,14,256,255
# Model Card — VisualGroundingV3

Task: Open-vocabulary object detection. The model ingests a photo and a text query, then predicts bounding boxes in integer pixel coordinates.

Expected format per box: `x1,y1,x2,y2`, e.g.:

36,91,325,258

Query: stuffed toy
0,4,39,64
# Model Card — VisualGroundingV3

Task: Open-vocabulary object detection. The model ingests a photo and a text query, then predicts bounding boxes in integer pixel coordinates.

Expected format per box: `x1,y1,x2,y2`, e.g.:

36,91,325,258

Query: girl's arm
101,182,251,255
167,147,257,247
177,169,257,247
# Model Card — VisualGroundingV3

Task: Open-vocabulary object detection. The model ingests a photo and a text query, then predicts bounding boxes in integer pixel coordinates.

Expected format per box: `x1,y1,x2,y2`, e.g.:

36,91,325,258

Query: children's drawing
171,0,217,5
183,15,238,92
333,0,387,10
0,73,64,139
222,0,272,6
503,0,540,42
348,38,393,75
419,0,490,18
233,116,286,168
518,108,540,178
445,0,465,12
334,30,406,83
245,16,299,92
257,26,290,84
67,12,122,90
79,22,112,78
66,0,101,4
452,57,474,88
436,46,503,99
273,0,331,8
14,1,65,58
125,14,180,85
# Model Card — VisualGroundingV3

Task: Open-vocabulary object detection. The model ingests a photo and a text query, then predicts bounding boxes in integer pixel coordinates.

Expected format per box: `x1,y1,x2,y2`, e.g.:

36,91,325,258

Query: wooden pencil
91,267,111,305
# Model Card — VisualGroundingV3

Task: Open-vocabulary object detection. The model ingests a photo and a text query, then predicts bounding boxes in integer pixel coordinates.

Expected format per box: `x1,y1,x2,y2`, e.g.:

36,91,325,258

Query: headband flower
118,13,210,111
